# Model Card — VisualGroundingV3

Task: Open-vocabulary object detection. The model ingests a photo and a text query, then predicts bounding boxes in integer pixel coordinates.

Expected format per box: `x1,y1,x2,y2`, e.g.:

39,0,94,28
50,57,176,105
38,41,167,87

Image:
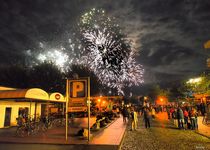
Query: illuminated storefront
0,87,65,128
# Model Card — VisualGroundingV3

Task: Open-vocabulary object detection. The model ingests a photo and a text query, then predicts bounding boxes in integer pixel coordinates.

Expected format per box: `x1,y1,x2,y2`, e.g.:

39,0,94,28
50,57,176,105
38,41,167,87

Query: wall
0,100,41,128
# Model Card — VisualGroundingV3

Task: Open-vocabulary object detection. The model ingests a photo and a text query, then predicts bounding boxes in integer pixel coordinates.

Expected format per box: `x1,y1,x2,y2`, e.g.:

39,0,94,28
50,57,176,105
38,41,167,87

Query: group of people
166,105,199,130
122,106,152,131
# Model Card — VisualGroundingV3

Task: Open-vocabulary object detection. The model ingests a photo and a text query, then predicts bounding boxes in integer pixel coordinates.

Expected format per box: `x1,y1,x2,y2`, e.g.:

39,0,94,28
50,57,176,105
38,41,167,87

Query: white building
0,87,65,128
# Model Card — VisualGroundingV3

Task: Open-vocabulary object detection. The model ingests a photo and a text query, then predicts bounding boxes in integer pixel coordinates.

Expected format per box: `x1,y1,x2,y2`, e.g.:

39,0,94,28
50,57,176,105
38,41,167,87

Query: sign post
87,77,90,141
65,79,69,141
66,78,90,141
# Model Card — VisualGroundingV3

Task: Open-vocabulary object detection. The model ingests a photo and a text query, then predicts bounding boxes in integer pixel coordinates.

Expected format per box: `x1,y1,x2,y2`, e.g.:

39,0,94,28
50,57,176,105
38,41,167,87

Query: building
0,86,65,128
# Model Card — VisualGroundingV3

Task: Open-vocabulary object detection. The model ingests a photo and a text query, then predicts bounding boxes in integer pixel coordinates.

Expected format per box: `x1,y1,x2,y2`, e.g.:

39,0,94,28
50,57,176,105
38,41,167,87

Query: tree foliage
65,64,103,96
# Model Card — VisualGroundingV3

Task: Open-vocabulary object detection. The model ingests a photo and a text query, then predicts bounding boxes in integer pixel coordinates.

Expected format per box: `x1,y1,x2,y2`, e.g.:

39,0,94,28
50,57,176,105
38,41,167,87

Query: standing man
177,107,184,129
143,107,150,128
122,106,128,123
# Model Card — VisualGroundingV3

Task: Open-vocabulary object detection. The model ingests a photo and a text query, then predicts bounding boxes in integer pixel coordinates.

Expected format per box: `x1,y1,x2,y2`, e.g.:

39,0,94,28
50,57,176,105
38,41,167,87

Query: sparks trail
79,9,144,94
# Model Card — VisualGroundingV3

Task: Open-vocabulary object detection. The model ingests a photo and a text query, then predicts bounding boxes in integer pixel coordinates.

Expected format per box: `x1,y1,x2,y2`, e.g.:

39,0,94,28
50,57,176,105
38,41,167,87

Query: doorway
4,107,12,127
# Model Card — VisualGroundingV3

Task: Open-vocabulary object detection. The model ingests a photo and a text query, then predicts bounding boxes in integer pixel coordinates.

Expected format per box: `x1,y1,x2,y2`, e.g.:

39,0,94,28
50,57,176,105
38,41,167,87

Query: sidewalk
196,117,210,138
0,116,127,147
90,116,126,145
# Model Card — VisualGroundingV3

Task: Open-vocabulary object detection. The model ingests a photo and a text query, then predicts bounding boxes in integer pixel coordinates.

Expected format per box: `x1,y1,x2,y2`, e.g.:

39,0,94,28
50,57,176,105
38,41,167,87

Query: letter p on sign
69,80,86,98
73,82,84,97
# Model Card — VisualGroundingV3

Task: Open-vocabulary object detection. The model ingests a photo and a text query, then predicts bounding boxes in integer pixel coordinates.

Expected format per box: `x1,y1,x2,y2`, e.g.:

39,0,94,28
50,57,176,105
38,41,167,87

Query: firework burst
79,9,144,94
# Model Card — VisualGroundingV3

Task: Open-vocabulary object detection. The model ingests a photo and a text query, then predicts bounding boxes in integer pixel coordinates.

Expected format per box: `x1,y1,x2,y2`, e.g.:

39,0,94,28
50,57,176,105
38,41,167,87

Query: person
122,106,128,123
143,107,150,128
177,107,184,129
172,108,178,127
170,107,175,119
189,107,198,130
200,102,207,123
151,107,156,119
166,106,171,119
183,109,189,129
131,107,138,131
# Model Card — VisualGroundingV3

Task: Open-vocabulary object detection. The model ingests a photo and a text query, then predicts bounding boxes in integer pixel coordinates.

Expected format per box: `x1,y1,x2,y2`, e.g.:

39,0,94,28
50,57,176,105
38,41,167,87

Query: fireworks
26,8,144,95
82,29,126,74
26,40,81,72
37,48,69,71
79,9,144,94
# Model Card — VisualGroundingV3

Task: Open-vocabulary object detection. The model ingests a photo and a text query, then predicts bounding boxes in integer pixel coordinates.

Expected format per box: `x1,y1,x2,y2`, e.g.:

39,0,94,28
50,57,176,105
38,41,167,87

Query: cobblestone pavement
121,113,210,150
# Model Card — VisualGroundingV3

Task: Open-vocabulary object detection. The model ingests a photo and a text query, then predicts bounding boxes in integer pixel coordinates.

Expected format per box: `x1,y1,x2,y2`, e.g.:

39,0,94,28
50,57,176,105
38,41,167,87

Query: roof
0,88,49,101
49,92,65,102
0,86,16,91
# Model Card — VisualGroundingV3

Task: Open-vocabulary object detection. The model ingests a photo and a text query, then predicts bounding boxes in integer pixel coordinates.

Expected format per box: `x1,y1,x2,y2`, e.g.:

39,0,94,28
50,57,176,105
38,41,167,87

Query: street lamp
98,99,101,102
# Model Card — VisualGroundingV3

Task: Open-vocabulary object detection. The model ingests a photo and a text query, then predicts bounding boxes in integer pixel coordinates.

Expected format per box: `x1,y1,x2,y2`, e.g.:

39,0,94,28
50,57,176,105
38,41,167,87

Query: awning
0,86,16,91
49,92,65,102
0,88,49,101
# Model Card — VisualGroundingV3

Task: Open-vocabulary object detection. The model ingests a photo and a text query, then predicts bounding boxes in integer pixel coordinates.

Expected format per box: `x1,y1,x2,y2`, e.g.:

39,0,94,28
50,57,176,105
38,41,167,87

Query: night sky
0,0,209,85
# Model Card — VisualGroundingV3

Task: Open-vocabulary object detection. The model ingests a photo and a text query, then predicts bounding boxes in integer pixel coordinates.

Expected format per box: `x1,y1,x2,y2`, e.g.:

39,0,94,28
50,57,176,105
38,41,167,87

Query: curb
90,117,119,138
195,131,210,139
118,126,127,150
0,117,121,145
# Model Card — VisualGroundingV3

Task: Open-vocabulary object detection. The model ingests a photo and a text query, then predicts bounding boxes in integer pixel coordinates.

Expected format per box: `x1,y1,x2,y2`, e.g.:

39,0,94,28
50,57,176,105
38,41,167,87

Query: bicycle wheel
16,126,27,137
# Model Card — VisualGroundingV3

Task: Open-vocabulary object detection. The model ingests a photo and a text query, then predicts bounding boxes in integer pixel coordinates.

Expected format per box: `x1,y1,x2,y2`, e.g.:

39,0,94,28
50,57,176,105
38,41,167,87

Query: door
4,107,12,127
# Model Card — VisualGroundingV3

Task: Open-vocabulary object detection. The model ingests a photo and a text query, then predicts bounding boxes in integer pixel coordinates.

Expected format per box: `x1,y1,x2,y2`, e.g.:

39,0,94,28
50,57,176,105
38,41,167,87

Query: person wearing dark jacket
122,107,128,123
177,107,184,129
143,107,150,128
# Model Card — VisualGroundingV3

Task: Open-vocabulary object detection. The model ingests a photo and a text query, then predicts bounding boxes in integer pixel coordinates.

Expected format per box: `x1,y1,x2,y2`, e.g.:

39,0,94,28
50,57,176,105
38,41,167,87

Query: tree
147,84,161,102
185,74,210,95
0,65,29,88
65,64,103,96
168,83,186,102
28,62,65,93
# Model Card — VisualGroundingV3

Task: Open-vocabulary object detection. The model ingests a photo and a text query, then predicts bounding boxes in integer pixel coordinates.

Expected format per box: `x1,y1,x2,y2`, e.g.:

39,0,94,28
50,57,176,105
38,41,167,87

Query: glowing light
186,77,202,84
39,42,44,48
37,48,69,71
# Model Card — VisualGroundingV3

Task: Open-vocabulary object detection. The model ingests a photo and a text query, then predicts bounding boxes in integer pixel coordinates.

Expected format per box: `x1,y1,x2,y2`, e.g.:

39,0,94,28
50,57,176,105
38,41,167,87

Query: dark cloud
0,0,209,85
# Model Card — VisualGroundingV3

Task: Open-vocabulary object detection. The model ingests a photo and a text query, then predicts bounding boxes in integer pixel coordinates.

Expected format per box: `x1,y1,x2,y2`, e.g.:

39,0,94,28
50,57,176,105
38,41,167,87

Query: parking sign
68,79,87,108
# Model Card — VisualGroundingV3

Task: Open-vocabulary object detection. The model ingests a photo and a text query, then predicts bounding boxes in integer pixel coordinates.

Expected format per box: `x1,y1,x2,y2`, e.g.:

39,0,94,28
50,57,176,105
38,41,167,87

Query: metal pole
63,103,65,116
34,102,37,122
88,77,91,141
30,100,32,119
65,79,69,141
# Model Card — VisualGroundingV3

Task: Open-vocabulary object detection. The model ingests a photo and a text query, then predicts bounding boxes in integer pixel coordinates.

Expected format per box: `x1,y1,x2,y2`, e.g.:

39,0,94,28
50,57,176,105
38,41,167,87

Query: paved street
121,113,210,150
